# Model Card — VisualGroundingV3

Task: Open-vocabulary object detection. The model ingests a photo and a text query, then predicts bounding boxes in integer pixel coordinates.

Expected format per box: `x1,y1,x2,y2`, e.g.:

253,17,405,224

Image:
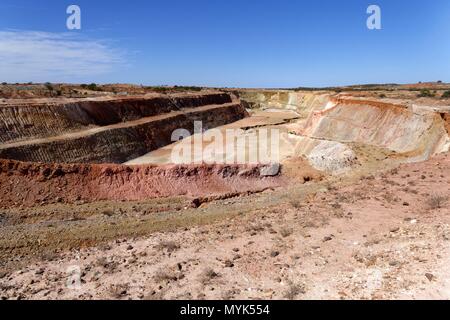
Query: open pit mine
0,85,449,300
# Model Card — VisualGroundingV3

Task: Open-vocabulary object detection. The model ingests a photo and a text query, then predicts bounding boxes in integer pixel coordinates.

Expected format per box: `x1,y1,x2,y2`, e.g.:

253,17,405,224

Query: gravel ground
0,152,448,300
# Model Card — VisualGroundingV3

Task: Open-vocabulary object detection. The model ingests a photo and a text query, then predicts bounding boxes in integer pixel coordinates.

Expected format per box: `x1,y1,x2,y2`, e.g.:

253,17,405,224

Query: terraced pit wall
0,93,232,143
302,98,449,160
0,93,248,163
235,90,330,117
237,90,450,164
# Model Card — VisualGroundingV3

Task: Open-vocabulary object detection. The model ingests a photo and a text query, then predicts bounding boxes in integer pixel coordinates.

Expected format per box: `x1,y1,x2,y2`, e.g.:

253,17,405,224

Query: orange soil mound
0,160,284,208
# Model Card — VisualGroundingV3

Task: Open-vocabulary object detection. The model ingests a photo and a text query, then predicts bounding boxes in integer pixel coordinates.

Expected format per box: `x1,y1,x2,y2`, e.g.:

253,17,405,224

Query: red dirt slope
0,160,284,208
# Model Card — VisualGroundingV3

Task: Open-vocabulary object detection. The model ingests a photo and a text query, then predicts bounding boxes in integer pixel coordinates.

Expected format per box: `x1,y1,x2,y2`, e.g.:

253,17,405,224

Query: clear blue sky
0,0,449,87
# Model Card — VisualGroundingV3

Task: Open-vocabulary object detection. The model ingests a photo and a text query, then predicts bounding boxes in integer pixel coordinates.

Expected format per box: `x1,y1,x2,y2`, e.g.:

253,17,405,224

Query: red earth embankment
0,159,283,208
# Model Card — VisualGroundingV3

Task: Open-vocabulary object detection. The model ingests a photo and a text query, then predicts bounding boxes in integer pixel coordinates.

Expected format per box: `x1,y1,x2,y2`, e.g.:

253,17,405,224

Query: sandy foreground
0,152,448,300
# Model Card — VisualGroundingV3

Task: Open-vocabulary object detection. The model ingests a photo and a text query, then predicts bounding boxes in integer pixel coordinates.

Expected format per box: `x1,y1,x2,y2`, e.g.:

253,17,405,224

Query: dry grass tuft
199,268,220,285
155,240,180,252
283,280,306,300
290,199,302,209
426,194,448,210
153,269,179,283
109,283,129,298
279,226,294,238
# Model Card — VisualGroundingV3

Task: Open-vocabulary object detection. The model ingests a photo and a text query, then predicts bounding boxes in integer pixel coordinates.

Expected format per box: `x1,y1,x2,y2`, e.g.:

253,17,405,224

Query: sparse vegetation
149,86,203,93
155,240,180,252
426,194,448,210
279,226,293,238
283,280,306,300
150,86,170,93
442,91,450,99
44,82,53,91
153,268,179,283
109,283,129,298
102,209,115,217
289,198,302,209
80,83,101,91
417,89,435,98
331,202,342,209
382,192,399,204
87,83,99,91
199,268,220,285
173,85,203,92
246,223,266,233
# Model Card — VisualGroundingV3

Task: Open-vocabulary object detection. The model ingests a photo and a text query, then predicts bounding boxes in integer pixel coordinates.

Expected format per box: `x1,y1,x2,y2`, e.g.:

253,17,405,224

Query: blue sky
0,0,449,87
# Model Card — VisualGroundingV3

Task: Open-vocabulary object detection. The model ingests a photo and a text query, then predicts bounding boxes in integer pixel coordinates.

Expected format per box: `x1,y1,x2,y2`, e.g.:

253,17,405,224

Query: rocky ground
0,152,448,300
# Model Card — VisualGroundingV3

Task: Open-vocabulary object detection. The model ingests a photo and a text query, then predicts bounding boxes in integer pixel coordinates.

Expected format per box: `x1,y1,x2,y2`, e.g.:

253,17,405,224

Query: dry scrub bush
283,280,306,300
199,268,220,285
289,198,302,209
279,226,294,238
426,194,448,210
153,268,179,283
155,240,180,252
